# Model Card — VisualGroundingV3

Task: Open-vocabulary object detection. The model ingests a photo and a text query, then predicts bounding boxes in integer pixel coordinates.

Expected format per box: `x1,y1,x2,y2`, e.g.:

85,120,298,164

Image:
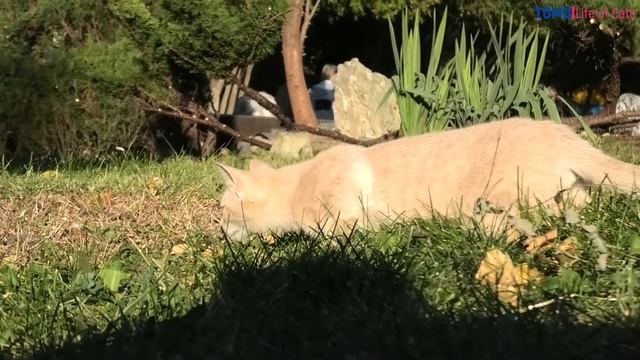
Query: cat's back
365,118,581,158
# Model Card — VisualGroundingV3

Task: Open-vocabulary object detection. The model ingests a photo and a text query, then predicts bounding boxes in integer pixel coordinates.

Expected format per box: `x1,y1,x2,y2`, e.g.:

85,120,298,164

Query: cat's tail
575,148,640,193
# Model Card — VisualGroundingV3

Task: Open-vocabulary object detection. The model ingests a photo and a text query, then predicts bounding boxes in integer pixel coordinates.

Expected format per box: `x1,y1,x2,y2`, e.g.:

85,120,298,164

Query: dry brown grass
0,189,222,266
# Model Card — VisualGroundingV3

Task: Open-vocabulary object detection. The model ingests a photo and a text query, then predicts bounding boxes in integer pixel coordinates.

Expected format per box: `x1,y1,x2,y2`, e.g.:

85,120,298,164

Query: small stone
611,93,640,136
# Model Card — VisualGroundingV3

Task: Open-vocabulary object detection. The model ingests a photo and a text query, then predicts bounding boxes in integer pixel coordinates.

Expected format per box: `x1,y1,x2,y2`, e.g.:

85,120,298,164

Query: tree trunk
282,0,318,127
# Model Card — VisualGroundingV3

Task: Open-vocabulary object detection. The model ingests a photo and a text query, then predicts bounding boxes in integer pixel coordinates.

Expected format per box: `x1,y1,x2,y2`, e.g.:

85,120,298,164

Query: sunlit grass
0,138,639,359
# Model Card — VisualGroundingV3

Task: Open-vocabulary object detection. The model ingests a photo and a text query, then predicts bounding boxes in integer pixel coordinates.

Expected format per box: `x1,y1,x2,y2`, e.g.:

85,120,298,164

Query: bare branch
300,0,320,45
228,74,293,127
561,111,640,130
137,89,272,150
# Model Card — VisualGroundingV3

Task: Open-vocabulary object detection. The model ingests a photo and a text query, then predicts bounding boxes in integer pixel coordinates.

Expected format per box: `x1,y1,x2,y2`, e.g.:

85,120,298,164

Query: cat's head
216,159,278,241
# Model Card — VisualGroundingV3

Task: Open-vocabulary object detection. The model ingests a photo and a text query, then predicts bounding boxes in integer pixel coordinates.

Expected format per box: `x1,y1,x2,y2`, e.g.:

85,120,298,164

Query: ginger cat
216,118,639,240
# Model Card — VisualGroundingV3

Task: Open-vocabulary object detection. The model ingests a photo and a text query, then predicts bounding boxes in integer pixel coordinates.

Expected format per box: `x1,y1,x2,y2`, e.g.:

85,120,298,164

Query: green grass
1,140,640,359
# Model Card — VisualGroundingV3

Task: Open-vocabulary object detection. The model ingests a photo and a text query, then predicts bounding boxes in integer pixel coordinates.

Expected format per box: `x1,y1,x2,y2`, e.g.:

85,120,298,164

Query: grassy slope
0,140,639,359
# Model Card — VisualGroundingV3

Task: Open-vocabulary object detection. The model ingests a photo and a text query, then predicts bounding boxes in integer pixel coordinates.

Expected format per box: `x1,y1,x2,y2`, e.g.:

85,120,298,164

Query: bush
0,0,167,160
0,0,286,161
109,0,287,78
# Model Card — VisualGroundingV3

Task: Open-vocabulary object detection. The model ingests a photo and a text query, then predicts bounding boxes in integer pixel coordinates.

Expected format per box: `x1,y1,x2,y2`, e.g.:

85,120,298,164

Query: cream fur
217,118,640,240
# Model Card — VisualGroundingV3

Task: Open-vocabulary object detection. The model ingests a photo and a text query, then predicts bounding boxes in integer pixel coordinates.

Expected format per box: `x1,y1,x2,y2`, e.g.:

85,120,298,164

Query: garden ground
1,137,640,359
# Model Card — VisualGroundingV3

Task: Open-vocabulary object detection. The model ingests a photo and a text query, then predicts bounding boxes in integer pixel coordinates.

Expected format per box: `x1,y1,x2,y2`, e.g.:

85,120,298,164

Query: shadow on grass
28,238,640,360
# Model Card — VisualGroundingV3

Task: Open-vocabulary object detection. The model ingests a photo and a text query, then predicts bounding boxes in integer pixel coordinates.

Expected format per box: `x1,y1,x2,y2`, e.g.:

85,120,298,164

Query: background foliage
0,0,286,161
0,0,158,160
1,0,638,161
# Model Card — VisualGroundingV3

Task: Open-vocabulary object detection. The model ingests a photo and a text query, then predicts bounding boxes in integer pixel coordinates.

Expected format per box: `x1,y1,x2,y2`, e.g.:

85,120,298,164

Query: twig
227,74,400,146
520,293,621,313
300,0,320,45
294,124,399,146
137,90,272,150
227,74,293,127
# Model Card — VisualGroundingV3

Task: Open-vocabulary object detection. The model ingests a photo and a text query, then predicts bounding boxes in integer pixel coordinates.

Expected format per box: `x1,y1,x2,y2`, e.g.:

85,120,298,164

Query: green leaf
543,269,592,293
540,91,561,122
99,261,128,293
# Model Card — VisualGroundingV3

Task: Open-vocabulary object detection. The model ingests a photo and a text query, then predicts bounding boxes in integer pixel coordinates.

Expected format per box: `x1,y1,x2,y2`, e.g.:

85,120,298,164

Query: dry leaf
170,243,188,256
496,285,520,306
99,192,112,207
513,263,544,286
525,229,558,253
263,234,276,245
556,236,580,266
476,249,544,306
475,249,516,286
202,249,214,259
203,245,223,260
40,170,59,178
506,228,522,245
147,176,165,194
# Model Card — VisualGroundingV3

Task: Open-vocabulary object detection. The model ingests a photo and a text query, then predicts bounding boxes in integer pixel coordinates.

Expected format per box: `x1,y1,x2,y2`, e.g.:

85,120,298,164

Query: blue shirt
309,80,335,120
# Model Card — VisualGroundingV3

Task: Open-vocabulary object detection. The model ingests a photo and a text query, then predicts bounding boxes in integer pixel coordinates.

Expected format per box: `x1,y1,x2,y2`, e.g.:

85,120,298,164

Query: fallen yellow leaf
475,249,516,286
513,263,544,286
476,249,544,307
97,192,112,208
202,245,223,260
506,228,522,245
496,285,520,306
525,229,558,253
170,243,188,256
263,234,276,245
556,236,580,267
147,176,165,194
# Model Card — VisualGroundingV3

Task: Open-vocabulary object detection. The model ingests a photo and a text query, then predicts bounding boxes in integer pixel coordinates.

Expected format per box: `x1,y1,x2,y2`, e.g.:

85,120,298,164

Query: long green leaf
540,90,561,122
533,31,549,87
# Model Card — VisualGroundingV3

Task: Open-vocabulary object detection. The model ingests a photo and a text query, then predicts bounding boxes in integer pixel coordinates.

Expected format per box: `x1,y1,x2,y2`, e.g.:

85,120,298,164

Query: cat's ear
215,162,246,190
248,159,273,173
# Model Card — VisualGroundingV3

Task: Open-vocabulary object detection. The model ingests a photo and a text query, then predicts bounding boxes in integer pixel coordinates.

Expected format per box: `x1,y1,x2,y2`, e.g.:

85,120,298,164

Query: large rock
332,58,401,139
611,93,640,136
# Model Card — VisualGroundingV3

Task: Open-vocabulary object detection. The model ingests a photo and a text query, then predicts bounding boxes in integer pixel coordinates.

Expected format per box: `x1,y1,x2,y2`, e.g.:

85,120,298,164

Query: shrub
0,0,286,161
0,0,166,160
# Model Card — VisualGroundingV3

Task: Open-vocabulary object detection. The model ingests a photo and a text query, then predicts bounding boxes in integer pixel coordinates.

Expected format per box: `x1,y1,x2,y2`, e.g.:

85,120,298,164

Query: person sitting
309,64,337,120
